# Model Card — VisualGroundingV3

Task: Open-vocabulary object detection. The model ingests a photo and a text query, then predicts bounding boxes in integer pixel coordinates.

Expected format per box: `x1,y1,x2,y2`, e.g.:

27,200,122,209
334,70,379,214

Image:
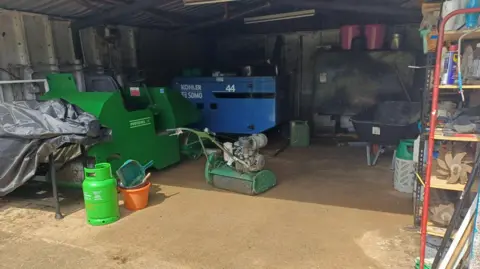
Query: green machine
42,74,200,172
169,128,277,195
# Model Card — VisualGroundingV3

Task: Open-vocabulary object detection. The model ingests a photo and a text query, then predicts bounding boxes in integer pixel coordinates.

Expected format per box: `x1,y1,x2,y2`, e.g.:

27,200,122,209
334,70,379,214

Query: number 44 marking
225,85,236,92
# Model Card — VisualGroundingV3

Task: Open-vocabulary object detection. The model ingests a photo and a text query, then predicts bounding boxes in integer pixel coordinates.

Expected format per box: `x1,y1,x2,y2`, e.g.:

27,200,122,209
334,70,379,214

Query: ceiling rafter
175,1,271,33
274,0,420,17
99,0,198,23
71,0,192,30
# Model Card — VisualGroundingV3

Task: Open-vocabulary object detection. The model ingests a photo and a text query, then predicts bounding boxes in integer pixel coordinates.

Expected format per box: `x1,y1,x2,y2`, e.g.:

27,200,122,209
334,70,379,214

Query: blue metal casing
172,76,288,134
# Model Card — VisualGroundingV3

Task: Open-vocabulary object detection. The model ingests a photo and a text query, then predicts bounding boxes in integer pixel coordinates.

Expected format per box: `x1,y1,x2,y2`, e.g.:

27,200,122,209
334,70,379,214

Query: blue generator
172,76,289,134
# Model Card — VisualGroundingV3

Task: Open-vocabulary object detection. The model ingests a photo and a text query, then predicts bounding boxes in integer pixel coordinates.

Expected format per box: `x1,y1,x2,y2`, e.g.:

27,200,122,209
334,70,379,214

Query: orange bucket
119,181,151,211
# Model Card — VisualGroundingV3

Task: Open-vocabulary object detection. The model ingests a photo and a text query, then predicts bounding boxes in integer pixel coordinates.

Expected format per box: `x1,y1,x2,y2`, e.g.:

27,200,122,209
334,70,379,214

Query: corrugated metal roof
0,0,417,28
0,0,264,28
1,0,92,18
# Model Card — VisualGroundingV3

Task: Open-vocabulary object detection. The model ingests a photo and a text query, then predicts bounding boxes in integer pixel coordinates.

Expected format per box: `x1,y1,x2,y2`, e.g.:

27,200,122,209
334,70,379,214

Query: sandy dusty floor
0,145,418,269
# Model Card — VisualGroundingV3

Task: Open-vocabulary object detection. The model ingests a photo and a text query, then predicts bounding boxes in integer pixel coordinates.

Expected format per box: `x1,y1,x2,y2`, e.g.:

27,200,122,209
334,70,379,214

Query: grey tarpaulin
0,99,103,196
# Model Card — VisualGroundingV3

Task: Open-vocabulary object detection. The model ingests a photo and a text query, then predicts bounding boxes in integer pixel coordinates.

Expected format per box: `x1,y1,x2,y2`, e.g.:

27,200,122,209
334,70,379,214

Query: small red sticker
130,87,140,96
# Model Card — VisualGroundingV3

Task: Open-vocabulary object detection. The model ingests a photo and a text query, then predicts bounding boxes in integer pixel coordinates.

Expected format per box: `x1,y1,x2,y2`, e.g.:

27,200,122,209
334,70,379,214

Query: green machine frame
42,74,199,173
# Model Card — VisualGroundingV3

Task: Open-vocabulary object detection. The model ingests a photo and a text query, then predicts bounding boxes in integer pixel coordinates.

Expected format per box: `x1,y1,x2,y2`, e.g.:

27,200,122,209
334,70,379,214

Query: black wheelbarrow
351,101,420,166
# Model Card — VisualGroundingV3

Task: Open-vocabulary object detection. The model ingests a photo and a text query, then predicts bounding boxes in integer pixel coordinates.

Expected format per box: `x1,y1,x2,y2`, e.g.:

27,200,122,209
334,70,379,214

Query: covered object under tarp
0,99,103,196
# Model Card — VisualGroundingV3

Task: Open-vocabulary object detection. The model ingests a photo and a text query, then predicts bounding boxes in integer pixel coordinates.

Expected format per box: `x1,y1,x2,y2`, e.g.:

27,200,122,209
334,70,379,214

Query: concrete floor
0,145,418,269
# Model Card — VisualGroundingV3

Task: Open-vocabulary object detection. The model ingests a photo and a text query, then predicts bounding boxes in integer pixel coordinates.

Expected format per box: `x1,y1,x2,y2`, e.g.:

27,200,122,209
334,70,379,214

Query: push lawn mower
168,128,277,195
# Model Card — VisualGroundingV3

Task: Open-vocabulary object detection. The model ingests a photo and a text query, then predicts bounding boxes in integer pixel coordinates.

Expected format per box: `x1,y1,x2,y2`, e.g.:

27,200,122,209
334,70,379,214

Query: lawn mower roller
168,128,277,195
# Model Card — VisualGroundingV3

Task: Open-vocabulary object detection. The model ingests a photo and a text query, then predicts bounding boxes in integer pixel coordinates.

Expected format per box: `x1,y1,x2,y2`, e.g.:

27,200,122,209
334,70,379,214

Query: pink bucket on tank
340,25,361,50
364,24,386,50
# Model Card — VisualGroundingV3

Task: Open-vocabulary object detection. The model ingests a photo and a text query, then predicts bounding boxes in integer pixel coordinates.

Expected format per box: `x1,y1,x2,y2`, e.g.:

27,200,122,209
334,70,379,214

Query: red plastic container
364,24,386,50
340,25,361,50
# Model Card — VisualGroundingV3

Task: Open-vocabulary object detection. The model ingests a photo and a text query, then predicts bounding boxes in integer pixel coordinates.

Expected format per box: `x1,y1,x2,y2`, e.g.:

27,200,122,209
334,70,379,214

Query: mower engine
223,134,268,173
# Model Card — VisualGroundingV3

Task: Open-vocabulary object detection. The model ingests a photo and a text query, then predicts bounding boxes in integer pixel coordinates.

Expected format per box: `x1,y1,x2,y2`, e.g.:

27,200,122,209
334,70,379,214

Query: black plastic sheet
0,100,102,196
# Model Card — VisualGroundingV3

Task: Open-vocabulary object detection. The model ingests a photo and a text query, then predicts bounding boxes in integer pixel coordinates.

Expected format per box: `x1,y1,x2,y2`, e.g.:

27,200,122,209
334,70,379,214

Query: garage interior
2,0,479,268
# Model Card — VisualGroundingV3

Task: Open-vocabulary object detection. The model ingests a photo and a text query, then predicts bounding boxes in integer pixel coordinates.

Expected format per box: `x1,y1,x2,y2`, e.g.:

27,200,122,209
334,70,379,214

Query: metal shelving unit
419,8,480,269
415,52,436,227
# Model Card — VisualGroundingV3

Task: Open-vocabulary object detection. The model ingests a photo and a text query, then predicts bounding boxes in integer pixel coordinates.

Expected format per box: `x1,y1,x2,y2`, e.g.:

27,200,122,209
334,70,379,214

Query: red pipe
420,7,480,269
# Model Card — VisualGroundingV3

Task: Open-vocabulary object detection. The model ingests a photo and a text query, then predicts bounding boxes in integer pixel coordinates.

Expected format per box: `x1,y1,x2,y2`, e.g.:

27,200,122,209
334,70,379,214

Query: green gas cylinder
82,163,120,226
